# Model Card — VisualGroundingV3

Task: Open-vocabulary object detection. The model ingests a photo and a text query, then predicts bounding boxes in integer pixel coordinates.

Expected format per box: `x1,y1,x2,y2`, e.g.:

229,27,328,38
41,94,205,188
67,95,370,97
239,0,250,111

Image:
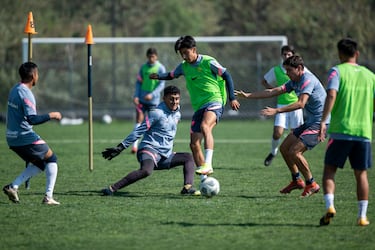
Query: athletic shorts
136,103,157,113
137,148,173,170
325,139,372,170
274,104,304,129
293,123,325,150
191,102,224,133
10,143,51,170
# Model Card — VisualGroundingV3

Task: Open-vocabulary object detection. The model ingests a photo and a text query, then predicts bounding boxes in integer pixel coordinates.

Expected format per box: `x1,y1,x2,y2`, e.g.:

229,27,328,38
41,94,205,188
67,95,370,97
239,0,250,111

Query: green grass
0,119,374,250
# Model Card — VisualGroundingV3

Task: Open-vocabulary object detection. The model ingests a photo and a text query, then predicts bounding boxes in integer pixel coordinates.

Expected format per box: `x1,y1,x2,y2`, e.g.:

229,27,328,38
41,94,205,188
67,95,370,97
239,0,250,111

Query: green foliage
0,120,374,250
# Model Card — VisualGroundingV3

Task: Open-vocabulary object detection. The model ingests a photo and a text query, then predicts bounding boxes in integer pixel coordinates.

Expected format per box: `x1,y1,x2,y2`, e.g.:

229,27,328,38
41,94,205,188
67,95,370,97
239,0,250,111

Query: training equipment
102,114,112,124
200,177,220,198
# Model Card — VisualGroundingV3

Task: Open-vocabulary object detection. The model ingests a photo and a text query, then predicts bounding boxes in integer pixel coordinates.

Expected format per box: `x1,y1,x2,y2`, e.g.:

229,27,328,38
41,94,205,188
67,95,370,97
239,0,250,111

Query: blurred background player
131,47,166,153
150,35,240,177
235,55,328,198
318,38,375,226
261,45,304,166
101,86,200,196
3,62,62,205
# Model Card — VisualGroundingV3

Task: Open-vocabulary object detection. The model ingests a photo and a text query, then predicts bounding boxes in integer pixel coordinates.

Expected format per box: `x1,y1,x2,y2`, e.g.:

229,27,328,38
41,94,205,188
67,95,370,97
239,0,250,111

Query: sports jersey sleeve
282,81,293,93
158,63,184,80
326,67,340,91
121,112,156,148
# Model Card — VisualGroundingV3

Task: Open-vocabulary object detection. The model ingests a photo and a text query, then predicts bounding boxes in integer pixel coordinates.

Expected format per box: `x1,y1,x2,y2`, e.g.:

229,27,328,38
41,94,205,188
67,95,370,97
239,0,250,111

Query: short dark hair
174,35,196,53
164,85,180,96
281,45,295,55
146,47,158,56
283,55,304,69
19,62,38,82
337,38,357,57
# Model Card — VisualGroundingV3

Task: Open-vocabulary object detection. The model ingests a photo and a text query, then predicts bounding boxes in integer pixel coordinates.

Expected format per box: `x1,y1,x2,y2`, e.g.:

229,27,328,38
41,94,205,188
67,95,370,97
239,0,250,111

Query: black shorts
10,143,51,170
325,139,372,170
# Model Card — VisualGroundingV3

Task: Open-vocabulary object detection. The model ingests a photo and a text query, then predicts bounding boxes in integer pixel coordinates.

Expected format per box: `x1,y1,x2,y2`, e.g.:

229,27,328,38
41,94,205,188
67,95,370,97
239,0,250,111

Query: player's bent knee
45,153,57,163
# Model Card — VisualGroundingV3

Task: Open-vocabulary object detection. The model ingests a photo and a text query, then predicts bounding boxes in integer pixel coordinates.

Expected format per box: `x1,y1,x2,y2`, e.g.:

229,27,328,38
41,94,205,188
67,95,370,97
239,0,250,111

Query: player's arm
235,86,284,99
221,70,240,111
150,64,183,80
26,112,62,125
261,93,308,117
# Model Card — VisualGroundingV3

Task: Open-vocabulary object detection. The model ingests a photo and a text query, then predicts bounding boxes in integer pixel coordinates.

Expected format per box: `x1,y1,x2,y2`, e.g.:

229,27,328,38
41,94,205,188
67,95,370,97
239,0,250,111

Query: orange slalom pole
85,25,94,171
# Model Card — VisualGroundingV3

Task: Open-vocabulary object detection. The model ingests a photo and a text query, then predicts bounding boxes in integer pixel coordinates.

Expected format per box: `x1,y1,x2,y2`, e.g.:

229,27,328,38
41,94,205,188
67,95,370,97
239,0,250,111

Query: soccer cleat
42,195,60,205
279,179,305,194
3,184,19,203
319,206,336,226
101,186,114,196
180,186,201,196
301,182,320,198
195,163,213,175
264,153,275,166
357,217,370,226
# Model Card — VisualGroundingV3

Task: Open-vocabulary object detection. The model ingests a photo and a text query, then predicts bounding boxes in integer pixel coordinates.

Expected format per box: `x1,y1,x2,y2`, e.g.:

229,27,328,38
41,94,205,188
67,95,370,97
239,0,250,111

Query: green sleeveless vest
141,62,162,92
182,55,226,111
274,65,298,104
328,63,375,139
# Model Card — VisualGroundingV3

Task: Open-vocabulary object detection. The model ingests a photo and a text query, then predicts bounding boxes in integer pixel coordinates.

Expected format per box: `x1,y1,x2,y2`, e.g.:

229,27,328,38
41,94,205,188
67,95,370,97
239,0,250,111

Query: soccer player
261,45,304,166
101,85,200,196
131,47,166,153
150,35,240,177
318,38,375,226
235,55,328,198
3,62,62,205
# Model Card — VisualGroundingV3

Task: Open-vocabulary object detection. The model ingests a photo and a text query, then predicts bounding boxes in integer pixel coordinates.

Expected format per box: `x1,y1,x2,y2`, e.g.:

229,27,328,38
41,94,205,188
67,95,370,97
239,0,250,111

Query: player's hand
102,143,125,160
230,99,240,111
49,112,62,121
260,106,277,117
318,123,327,142
144,94,153,101
149,73,159,79
234,90,250,98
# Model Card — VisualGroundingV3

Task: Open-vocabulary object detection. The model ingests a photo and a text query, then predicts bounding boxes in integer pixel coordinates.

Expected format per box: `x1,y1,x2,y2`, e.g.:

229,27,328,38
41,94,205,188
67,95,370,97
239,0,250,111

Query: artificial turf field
0,119,374,250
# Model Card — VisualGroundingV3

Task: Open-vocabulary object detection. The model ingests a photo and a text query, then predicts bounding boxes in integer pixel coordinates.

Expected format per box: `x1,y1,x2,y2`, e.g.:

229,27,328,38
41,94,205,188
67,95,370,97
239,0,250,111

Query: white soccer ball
200,177,220,198
102,114,112,124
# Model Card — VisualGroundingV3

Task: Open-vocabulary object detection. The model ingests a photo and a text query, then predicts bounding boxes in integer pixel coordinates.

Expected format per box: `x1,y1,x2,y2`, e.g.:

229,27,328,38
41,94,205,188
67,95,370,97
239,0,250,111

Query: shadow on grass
161,221,318,228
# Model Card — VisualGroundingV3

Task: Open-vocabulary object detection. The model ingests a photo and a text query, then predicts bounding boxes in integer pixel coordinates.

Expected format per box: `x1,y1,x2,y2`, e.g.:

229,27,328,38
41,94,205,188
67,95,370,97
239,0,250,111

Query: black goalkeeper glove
102,143,125,160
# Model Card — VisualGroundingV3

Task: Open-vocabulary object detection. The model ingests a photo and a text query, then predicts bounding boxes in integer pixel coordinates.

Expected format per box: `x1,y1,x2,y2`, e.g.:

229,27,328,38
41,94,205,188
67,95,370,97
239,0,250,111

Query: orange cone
24,11,37,34
85,24,94,45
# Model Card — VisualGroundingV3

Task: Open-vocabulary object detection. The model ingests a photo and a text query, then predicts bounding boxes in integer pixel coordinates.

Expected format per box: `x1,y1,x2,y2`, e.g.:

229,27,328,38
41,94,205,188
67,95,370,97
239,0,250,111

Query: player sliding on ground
235,55,329,198
150,35,240,178
101,86,200,196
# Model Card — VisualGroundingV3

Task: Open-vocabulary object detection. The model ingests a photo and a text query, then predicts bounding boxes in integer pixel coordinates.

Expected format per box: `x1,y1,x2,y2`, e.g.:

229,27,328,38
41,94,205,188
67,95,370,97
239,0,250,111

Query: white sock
45,162,58,198
271,139,280,156
12,163,42,189
324,193,334,209
204,149,214,165
358,200,368,219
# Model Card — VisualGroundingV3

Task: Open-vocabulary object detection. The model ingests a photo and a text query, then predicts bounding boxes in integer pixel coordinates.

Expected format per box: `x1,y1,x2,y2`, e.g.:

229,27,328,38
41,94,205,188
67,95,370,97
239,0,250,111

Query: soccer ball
200,177,220,198
102,114,112,124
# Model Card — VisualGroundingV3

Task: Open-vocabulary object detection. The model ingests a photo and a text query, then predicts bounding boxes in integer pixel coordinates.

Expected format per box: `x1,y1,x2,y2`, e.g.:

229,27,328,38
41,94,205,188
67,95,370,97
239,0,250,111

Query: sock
306,177,315,185
45,162,58,198
292,172,300,181
204,149,213,165
271,138,280,156
12,163,42,189
358,200,368,219
324,193,334,210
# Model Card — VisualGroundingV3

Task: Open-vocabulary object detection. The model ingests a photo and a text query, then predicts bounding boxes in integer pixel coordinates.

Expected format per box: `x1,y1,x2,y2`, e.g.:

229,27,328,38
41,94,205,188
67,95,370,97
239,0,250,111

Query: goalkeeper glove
102,143,125,160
